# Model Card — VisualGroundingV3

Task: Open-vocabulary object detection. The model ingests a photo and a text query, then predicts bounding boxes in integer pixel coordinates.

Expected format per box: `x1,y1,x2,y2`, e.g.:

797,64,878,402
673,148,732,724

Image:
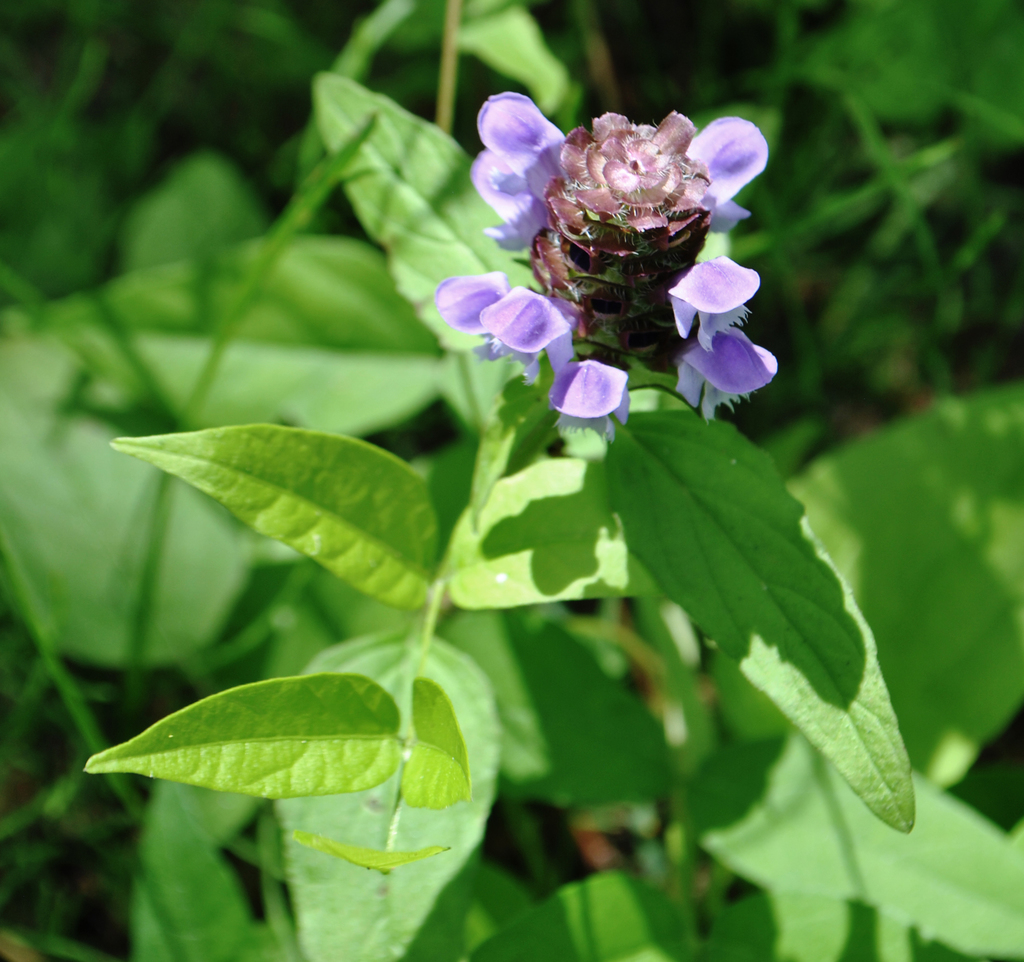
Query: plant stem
435,0,463,135
417,578,447,677
0,529,142,819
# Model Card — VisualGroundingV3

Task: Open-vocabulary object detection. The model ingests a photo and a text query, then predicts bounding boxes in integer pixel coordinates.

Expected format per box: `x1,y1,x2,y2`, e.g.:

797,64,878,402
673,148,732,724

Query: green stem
456,350,484,432
124,472,173,720
0,530,142,819
435,0,463,135
417,578,447,677
384,575,449,853
182,113,377,427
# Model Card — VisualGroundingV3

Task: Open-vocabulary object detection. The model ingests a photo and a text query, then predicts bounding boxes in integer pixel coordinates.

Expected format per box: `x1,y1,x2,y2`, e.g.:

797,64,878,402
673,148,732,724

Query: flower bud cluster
436,92,776,437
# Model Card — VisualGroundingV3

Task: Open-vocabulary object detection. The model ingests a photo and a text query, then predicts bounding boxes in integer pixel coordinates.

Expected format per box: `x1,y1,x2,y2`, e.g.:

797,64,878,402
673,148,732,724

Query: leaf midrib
101,731,400,760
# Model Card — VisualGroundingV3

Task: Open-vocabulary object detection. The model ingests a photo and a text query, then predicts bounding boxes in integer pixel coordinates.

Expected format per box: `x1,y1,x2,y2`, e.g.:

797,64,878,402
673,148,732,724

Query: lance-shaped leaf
606,410,914,832
293,831,448,874
112,424,438,610
402,677,472,809
85,673,402,798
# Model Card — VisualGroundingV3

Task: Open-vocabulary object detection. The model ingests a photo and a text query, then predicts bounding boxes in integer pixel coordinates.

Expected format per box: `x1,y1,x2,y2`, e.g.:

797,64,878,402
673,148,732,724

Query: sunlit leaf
792,385,1024,785
706,891,979,962
459,7,570,114
278,632,500,962
85,673,402,798
693,734,1024,960
0,338,245,668
606,410,913,831
112,424,438,610
401,677,472,808
450,457,658,609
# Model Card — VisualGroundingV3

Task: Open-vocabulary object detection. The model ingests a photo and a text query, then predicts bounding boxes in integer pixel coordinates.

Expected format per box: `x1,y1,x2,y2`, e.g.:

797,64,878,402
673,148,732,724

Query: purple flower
549,360,630,440
435,273,575,383
668,256,761,346
472,93,565,250
676,331,778,418
689,118,768,232
667,255,776,417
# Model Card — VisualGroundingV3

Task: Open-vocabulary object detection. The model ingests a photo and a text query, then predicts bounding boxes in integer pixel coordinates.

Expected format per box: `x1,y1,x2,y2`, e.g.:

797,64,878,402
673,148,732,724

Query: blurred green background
2,0,1023,958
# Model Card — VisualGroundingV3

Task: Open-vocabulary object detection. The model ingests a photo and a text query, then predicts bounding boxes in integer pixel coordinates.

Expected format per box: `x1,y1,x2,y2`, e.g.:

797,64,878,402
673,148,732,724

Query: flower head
437,95,776,433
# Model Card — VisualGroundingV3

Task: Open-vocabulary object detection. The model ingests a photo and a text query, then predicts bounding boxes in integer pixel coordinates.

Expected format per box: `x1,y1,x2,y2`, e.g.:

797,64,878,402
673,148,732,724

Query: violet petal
708,198,751,234
680,330,778,395
549,360,629,418
478,92,565,178
668,257,760,316
689,117,768,205
670,296,698,338
436,272,511,334
480,287,572,353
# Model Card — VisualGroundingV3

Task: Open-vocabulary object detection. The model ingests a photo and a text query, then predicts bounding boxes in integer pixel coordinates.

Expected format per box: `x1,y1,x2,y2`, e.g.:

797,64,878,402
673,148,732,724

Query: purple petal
675,364,704,407
436,272,511,334
671,297,698,338
472,150,552,249
689,117,768,205
707,198,751,234
478,93,565,178
545,329,575,372
549,360,629,418
471,150,524,221
679,330,777,395
697,304,748,352
668,257,760,316
479,288,572,353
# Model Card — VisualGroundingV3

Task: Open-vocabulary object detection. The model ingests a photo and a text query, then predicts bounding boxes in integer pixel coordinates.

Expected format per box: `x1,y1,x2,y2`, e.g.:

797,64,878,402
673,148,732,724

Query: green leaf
705,892,980,962
471,871,692,961
692,734,1024,960
292,830,448,873
442,611,670,803
0,338,246,668
606,410,913,832
132,781,267,962
465,863,534,953
450,457,658,608
313,74,533,349
277,631,500,962
402,677,472,809
791,385,1024,785
458,6,570,114
119,150,268,272
138,335,442,438
85,673,402,798
469,367,558,525
112,424,438,610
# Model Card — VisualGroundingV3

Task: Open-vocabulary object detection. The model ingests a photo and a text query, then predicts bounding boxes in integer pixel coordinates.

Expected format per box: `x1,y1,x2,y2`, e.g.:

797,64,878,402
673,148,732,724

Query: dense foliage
2,1,1024,960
